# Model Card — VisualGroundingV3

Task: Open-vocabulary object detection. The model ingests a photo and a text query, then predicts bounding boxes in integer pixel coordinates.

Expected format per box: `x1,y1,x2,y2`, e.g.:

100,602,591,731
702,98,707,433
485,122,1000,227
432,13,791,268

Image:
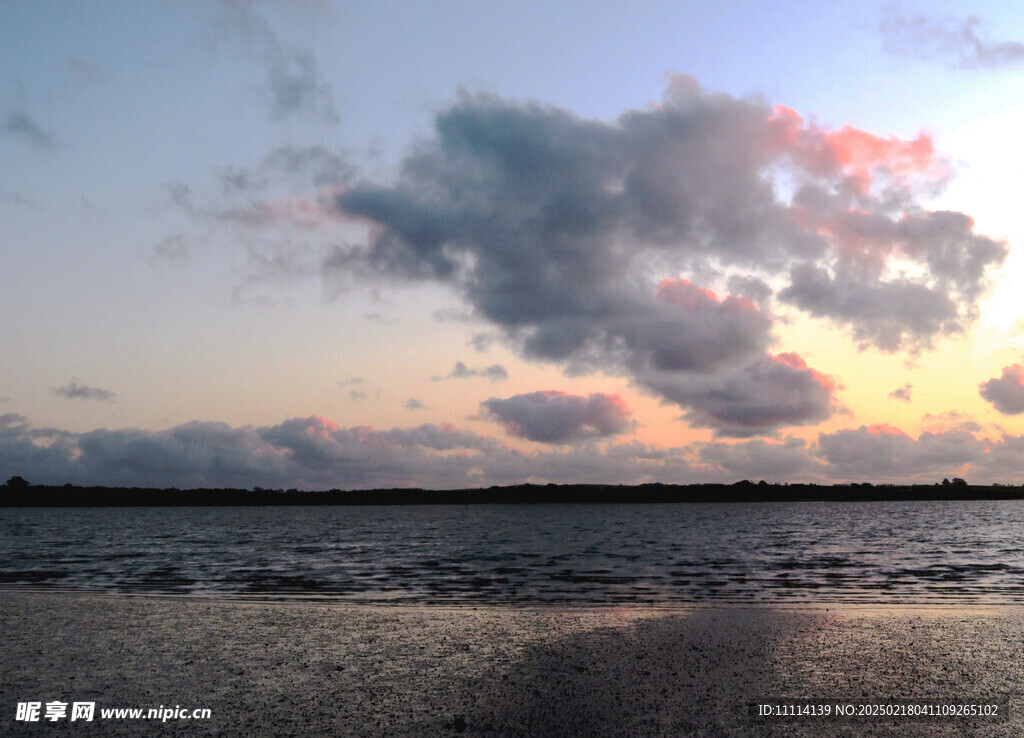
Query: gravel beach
2,591,1022,736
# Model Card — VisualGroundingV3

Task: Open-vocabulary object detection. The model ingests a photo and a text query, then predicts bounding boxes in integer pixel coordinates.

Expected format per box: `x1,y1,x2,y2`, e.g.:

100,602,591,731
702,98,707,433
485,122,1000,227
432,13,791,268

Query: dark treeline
3,478,1024,507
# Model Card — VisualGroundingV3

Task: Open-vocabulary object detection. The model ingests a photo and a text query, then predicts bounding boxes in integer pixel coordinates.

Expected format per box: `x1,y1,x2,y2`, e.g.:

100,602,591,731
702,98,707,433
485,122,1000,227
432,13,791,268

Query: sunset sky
5,0,1024,489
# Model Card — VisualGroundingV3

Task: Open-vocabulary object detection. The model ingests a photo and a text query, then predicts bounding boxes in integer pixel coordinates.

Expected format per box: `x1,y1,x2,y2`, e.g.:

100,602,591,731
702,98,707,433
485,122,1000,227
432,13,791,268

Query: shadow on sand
433,608,1017,737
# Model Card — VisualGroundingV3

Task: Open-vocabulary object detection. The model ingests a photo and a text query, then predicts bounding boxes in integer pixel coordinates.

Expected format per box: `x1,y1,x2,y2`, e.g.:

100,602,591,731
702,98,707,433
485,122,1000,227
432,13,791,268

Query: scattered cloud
52,382,115,403
406,398,427,410
349,388,381,401
469,333,496,352
889,383,913,402
2,109,59,150
0,190,36,209
215,0,339,123
432,361,508,382
432,307,478,323
65,57,108,84
218,145,354,193
979,364,1024,415
151,233,189,265
481,391,634,444
881,10,1024,69
341,377,380,402
169,156,348,231
162,145,355,299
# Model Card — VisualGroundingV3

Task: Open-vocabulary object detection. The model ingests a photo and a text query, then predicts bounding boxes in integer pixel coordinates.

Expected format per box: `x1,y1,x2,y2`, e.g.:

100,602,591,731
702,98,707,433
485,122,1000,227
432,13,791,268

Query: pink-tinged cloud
824,126,944,185
480,391,634,444
979,364,1024,415
769,104,949,190
772,352,839,393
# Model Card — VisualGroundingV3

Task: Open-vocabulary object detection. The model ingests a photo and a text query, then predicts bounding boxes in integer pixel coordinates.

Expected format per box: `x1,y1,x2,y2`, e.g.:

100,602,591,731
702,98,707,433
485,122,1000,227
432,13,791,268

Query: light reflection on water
2,501,1024,605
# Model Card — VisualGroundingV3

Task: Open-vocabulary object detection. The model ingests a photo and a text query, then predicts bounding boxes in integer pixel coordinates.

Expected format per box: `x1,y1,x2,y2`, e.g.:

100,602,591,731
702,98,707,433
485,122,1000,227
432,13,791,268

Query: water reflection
1,501,1023,604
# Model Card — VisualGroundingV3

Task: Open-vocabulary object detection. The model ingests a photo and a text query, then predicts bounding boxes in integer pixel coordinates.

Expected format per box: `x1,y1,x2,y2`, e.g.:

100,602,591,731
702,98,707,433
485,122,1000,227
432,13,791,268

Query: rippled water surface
3,502,1024,604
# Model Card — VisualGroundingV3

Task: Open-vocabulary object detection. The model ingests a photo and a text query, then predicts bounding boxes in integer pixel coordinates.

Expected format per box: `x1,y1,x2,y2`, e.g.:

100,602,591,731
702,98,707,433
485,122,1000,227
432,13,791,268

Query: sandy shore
1,592,1022,736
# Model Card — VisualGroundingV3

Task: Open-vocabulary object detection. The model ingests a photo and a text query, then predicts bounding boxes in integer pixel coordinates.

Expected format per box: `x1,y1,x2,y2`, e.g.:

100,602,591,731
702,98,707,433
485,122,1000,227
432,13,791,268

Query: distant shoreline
3,480,1024,506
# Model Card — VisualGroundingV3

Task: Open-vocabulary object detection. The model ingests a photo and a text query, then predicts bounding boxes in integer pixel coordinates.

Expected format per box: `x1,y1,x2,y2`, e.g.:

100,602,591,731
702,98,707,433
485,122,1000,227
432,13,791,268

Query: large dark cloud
325,80,1002,435
979,364,1024,415
881,11,1024,69
480,391,634,444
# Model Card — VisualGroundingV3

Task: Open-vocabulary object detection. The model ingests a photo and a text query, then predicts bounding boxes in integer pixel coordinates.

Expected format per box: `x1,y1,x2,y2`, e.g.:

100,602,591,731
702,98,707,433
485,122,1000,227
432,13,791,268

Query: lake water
2,501,1024,605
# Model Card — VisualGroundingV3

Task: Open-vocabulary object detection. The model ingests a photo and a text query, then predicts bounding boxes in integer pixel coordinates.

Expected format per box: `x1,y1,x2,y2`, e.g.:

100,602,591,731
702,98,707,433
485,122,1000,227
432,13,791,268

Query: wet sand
1,591,1022,736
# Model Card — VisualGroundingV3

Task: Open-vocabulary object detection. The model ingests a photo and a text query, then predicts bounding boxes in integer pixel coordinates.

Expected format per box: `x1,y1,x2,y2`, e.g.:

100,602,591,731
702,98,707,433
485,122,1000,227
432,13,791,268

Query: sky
4,0,1024,489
